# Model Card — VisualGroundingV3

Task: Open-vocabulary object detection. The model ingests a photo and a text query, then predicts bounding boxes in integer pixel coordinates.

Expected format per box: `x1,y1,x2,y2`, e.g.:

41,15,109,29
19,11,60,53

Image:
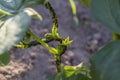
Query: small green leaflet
0,52,10,66
0,11,31,54
90,0,120,34
90,41,120,80
79,0,90,8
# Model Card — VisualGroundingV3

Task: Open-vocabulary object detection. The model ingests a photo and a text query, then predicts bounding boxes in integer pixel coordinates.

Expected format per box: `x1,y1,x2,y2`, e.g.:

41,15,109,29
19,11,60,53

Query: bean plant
0,0,120,80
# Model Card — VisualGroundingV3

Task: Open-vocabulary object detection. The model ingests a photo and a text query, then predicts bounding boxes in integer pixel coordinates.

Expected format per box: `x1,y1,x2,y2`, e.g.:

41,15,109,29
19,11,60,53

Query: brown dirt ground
0,0,112,80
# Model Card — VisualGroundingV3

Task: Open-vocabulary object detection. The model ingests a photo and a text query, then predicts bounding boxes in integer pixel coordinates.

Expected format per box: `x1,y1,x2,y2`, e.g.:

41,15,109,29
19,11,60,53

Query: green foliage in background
90,0,120,34
91,41,120,80
79,0,90,8
0,0,120,80
79,0,120,80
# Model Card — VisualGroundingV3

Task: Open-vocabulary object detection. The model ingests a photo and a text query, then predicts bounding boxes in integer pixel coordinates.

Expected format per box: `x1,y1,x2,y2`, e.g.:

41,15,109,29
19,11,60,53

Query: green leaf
90,0,120,33
64,63,91,80
62,37,73,46
0,12,31,54
0,0,23,13
79,0,90,8
112,32,120,40
0,52,10,66
49,63,91,80
49,47,58,55
90,41,120,80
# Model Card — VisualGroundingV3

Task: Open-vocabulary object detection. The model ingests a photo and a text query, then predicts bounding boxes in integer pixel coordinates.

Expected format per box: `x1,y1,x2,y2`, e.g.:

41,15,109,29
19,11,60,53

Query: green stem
45,2,62,73
69,0,79,27
55,56,62,73
69,0,77,16
27,29,50,50
28,28,62,72
45,2,58,28
27,38,53,47
45,2,60,39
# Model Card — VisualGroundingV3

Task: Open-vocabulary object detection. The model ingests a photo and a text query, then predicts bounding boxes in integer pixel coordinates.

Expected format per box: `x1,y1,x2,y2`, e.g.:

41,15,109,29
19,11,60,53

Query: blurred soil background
0,0,112,80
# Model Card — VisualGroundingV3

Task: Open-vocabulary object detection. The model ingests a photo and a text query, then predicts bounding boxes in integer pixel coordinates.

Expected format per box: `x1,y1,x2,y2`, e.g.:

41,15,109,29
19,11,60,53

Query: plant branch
27,29,50,50
45,2,61,39
45,2,63,73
